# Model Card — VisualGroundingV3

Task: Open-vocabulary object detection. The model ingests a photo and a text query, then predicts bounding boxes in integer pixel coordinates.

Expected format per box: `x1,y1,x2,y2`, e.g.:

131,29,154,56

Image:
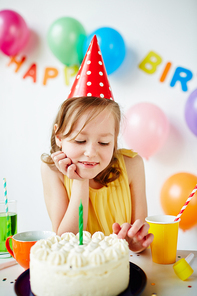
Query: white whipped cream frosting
48,251,67,265
31,231,129,267
33,248,51,261
67,252,87,268
61,232,75,241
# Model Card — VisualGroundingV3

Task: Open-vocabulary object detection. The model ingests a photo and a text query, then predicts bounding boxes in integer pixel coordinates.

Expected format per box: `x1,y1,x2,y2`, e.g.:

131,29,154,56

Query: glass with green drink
0,200,17,253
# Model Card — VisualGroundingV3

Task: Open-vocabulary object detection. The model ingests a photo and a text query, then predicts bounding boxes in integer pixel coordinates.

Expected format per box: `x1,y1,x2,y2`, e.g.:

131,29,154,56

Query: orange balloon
160,172,197,231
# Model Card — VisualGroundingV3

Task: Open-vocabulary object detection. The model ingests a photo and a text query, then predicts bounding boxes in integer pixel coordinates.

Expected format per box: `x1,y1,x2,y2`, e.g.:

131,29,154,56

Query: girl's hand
112,220,154,253
51,151,82,180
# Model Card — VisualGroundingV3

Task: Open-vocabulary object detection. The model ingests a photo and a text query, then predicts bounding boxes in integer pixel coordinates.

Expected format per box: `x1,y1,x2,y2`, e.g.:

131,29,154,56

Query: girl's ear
54,124,62,148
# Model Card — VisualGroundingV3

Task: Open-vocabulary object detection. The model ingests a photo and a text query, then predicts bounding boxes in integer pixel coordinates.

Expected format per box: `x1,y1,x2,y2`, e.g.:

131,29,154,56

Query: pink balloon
123,102,169,159
0,10,29,56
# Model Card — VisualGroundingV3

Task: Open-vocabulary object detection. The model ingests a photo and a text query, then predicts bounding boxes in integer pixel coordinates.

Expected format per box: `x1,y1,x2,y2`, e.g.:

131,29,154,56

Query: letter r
170,67,193,92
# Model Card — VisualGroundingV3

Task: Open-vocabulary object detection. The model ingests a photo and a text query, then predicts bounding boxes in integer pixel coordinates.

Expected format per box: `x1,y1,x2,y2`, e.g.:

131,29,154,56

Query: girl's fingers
67,164,82,180
113,220,154,252
58,158,72,168
128,219,148,239
136,222,150,240
52,152,67,162
112,223,121,234
51,151,61,158
142,233,154,248
51,153,83,180
51,152,73,175
116,223,131,239
112,220,153,252
51,151,65,158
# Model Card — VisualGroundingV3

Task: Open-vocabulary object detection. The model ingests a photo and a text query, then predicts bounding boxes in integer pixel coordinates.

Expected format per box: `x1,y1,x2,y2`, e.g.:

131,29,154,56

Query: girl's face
59,108,115,180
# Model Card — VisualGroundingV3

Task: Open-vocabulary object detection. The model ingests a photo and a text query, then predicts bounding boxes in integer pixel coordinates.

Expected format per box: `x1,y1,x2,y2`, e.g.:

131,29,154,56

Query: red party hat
67,35,114,100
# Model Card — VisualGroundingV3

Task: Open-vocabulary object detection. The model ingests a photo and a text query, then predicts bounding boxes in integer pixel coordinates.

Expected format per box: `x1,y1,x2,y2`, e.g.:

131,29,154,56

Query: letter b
139,51,162,74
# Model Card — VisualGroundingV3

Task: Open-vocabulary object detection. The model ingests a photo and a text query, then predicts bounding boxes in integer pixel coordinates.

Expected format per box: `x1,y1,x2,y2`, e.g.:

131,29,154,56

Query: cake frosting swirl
30,231,130,296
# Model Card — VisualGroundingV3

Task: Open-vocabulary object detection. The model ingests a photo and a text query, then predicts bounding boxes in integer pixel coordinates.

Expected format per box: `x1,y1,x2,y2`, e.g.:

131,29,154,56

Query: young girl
41,96,153,253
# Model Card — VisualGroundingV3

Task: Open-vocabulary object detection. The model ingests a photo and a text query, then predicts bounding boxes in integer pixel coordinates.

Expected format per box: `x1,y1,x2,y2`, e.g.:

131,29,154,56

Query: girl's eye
99,142,109,146
75,140,86,144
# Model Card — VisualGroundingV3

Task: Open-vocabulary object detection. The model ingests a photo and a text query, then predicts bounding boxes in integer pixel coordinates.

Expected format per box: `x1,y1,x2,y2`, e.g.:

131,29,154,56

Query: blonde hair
41,96,121,186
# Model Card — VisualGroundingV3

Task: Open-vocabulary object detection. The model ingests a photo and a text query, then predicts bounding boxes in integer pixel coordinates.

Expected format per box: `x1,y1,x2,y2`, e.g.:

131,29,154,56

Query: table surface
0,249,196,296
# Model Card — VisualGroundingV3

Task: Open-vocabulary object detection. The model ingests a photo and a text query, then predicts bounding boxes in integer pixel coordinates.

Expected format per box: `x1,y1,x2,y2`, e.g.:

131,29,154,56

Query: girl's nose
84,143,97,157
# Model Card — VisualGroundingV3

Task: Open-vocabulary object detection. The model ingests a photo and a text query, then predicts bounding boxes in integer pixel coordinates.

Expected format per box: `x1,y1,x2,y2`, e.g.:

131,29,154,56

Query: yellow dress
64,149,137,235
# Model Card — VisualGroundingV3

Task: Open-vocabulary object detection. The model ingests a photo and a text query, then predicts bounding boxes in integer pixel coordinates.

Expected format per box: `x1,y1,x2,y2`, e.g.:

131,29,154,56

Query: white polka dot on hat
67,35,114,101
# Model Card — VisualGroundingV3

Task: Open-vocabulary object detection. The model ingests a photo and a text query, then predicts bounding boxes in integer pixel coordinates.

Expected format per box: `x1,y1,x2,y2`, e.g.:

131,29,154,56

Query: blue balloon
83,27,126,75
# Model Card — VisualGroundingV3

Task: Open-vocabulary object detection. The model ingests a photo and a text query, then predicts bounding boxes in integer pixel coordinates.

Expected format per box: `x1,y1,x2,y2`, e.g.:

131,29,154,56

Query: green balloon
47,17,86,66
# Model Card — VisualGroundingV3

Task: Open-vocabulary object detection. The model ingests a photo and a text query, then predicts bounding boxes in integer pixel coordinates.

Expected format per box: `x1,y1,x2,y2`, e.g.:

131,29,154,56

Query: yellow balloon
160,172,197,231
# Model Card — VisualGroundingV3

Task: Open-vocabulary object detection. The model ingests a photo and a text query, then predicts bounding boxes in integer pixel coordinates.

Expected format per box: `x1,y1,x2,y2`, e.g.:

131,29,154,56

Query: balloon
0,10,29,56
185,89,197,136
160,172,197,231
47,17,86,66
83,27,126,75
123,102,169,159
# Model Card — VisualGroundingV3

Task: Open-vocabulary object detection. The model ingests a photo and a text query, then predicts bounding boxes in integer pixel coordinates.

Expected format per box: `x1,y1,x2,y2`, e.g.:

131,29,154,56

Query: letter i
160,62,172,82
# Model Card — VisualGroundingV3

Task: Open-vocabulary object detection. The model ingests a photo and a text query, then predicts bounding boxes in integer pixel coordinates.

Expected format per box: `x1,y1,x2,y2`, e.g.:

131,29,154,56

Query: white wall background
0,0,197,250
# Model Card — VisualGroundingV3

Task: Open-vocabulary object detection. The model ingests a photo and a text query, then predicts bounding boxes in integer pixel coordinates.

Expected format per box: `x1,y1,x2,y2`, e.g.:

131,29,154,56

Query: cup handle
5,236,14,258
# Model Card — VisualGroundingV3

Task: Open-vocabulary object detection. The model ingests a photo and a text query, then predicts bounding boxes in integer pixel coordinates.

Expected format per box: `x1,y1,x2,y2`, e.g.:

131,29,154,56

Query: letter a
23,63,37,83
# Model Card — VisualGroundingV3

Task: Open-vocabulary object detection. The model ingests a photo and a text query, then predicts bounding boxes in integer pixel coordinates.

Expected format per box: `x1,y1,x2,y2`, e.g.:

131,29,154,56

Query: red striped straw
174,184,197,221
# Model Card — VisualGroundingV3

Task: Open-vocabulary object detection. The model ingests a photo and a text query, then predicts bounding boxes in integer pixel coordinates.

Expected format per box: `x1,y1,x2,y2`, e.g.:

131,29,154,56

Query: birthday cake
30,231,130,296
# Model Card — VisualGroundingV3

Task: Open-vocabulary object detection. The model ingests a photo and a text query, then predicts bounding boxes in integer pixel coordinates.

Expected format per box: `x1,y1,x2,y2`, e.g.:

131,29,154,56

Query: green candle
79,199,83,245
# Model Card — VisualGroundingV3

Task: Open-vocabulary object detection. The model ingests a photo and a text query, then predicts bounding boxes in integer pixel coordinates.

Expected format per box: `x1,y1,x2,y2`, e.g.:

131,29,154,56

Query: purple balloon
0,10,29,56
185,89,197,136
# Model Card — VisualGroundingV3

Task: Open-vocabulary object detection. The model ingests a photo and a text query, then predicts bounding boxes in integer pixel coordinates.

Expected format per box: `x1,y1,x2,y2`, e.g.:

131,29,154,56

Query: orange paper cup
145,215,180,264
6,230,55,269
